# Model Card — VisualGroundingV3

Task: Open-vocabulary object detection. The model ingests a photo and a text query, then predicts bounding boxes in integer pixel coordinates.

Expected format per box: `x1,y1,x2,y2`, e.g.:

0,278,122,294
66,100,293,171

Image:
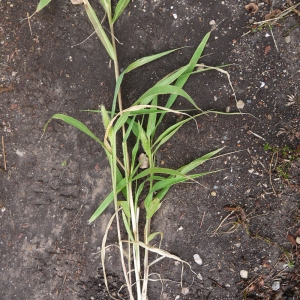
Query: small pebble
296,237,300,244
173,13,178,19
193,254,203,265
225,106,230,112
285,35,291,43
271,281,280,291
181,287,189,295
16,150,26,157
240,270,248,279
211,191,217,196
209,20,217,30
236,100,245,109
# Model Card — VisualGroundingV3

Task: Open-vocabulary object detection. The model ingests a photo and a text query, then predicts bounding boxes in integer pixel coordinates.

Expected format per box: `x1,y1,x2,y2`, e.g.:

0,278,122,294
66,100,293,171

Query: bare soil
0,0,300,299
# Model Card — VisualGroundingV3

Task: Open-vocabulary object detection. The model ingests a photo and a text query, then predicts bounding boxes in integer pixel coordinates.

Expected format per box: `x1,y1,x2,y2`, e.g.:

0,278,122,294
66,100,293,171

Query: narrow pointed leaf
146,198,160,219
122,211,134,241
36,0,52,12
146,96,158,138
112,0,130,24
157,32,210,125
99,0,111,15
119,201,130,218
47,114,104,147
148,232,163,243
153,117,192,153
179,148,224,174
111,48,180,116
84,1,116,61
135,85,199,109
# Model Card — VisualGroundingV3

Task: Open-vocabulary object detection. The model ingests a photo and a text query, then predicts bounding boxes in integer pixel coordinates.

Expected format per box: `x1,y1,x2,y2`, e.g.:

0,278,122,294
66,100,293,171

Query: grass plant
35,0,234,298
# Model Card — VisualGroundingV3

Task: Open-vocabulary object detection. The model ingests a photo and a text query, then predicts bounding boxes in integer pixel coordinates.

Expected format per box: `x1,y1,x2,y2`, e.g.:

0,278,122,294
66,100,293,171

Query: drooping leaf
46,114,104,147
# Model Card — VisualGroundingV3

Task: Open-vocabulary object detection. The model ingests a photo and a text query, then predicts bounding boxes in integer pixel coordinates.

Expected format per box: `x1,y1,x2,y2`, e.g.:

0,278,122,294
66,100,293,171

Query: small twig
241,274,259,294
71,31,96,48
211,211,235,236
248,130,266,142
27,12,33,36
57,272,68,299
199,211,206,228
269,152,278,197
268,24,278,52
2,136,6,171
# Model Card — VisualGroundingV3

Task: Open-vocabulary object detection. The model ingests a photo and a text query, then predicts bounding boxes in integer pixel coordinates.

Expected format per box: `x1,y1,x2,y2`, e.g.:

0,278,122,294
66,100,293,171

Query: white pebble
16,149,26,157
236,100,245,109
181,287,189,295
272,281,280,291
240,270,248,279
193,254,203,265
285,36,291,43
173,13,177,19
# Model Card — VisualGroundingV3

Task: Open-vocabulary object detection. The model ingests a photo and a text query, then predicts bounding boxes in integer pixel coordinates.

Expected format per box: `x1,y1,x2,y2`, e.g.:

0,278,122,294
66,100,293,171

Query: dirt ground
1,0,300,299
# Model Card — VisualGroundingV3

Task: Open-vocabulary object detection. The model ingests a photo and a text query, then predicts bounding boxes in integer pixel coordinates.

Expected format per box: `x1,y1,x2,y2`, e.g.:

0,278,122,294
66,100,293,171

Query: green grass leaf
148,232,163,243
118,201,130,218
36,0,52,12
46,114,104,147
146,198,160,219
112,0,130,24
157,32,211,126
146,96,158,138
153,117,192,153
178,148,224,174
135,85,199,109
111,48,180,116
122,211,134,241
99,0,111,16
84,1,116,61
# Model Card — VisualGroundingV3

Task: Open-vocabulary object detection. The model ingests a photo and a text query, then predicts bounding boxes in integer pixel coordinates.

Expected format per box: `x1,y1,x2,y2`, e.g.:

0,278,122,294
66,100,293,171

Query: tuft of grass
36,0,236,298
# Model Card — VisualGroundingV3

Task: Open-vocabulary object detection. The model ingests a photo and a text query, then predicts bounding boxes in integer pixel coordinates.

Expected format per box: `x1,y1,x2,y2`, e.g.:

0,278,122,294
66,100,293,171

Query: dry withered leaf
287,234,297,246
0,84,14,94
245,3,258,14
264,45,271,55
264,9,282,20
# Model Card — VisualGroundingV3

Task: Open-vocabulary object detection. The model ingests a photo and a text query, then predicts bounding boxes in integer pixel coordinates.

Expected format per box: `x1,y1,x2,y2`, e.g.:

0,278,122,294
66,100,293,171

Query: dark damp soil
1,0,300,299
